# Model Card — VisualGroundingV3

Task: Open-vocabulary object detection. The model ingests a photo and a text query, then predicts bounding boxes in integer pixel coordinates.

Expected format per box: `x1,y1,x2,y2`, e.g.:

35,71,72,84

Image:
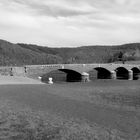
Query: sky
0,0,140,47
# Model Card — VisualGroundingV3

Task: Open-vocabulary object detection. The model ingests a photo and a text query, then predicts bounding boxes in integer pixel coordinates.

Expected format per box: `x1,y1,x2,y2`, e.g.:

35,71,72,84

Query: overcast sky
0,0,140,47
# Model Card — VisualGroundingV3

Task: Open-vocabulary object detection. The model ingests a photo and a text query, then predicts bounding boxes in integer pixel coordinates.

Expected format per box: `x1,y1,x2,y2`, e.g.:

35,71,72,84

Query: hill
0,39,63,66
0,39,140,66
18,43,140,64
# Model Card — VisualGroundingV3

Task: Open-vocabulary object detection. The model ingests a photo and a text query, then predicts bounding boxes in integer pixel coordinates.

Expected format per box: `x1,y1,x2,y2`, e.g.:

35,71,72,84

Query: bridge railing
24,63,140,68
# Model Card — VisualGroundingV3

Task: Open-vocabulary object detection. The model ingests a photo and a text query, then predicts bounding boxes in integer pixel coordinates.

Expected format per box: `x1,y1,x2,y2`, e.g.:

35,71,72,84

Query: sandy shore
0,76,44,85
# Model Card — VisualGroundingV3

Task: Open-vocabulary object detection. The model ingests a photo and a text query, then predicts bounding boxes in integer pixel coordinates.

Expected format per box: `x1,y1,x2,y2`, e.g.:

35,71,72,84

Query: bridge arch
41,69,82,82
115,67,129,80
59,69,82,82
94,67,111,79
131,67,140,80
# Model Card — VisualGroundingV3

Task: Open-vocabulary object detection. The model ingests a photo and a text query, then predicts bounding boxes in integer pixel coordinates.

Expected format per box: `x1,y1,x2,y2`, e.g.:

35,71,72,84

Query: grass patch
0,100,127,140
0,80,140,139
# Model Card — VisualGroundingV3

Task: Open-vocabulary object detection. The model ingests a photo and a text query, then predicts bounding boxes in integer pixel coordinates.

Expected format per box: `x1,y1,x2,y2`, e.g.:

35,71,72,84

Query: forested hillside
0,39,140,66
18,43,140,64
0,40,63,66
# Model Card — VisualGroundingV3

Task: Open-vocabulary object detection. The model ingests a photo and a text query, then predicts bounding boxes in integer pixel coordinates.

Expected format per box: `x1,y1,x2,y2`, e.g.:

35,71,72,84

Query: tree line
0,39,140,66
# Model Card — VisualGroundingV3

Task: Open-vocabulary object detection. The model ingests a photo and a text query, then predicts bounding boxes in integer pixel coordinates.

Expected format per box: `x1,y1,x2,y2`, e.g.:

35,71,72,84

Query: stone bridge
6,63,140,82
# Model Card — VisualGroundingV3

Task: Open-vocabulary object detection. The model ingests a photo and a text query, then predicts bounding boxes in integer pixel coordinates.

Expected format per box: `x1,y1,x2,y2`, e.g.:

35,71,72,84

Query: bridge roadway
1,63,140,81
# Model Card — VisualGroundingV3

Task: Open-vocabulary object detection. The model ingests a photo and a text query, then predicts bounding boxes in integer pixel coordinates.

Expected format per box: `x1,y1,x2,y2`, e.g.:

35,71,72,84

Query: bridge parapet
0,67,13,76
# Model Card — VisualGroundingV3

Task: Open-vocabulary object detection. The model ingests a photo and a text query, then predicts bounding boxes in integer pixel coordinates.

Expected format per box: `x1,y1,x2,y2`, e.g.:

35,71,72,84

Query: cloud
0,0,140,47
3,0,95,17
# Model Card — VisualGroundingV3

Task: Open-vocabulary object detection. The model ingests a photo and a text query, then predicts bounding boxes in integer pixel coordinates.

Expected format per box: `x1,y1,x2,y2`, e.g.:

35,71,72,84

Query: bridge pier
111,71,116,80
128,70,133,80
137,74,140,80
81,72,90,82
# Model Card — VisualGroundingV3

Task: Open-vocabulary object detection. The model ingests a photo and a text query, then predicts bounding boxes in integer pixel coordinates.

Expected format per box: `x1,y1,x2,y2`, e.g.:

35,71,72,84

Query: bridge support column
81,72,90,82
111,71,116,80
128,70,133,80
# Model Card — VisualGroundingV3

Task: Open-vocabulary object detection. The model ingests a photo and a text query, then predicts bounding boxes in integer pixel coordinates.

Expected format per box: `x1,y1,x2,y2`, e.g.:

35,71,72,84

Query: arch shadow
94,67,111,79
131,67,140,80
59,69,82,82
41,69,82,83
115,67,129,80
